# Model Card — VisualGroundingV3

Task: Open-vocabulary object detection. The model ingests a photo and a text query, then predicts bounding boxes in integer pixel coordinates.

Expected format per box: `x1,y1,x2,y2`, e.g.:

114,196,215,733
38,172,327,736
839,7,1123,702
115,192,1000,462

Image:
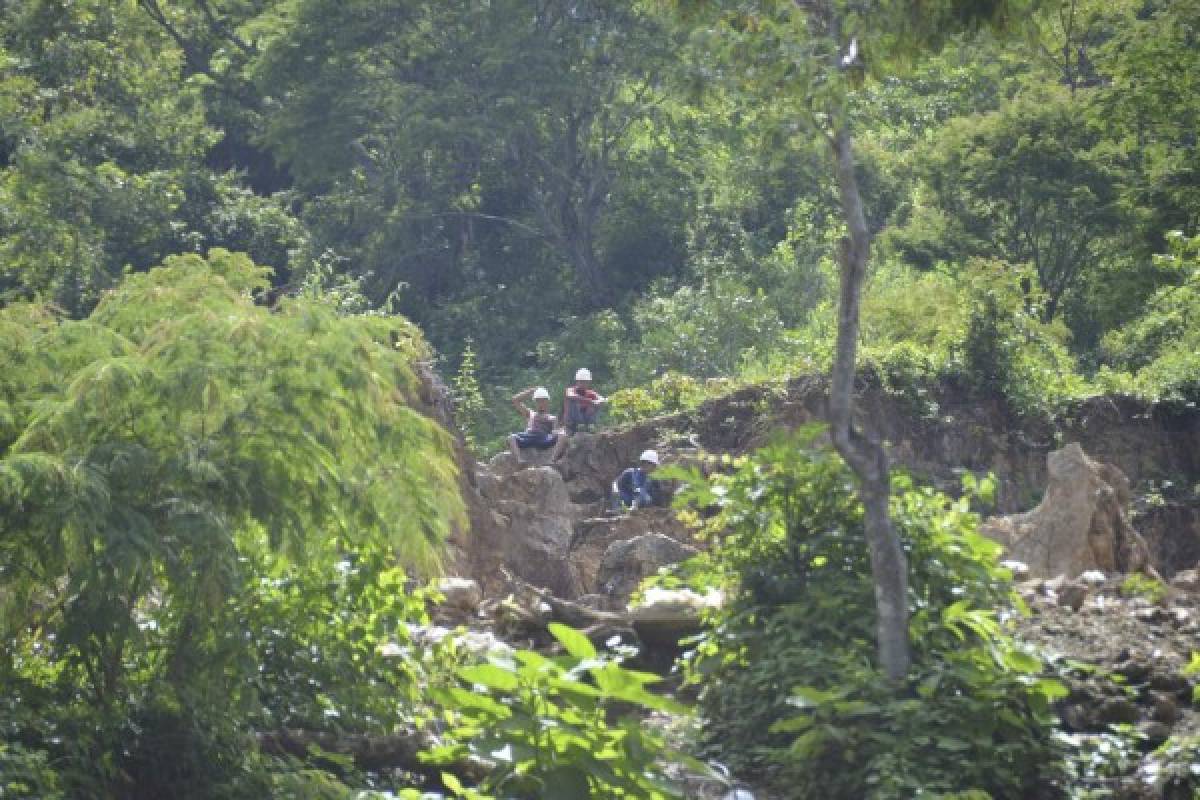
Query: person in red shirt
562,367,606,434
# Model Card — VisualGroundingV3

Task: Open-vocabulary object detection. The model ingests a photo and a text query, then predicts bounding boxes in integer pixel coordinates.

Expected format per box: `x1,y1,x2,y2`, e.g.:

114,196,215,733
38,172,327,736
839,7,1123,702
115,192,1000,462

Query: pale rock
1170,568,1200,592
629,587,723,647
462,461,584,598
980,444,1154,580
1000,560,1031,580
633,586,725,613
437,577,482,612
569,510,691,595
400,623,513,659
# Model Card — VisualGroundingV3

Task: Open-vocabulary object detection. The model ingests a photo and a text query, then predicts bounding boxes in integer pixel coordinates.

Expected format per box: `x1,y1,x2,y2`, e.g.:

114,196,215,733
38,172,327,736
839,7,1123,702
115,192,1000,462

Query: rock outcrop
458,423,695,604
467,462,583,598
980,443,1154,579
569,510,692,598
597,534,699,604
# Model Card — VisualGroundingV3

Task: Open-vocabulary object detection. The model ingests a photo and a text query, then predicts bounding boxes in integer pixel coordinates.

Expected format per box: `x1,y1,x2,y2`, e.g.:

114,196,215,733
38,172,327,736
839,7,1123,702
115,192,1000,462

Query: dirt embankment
537,377,1200,577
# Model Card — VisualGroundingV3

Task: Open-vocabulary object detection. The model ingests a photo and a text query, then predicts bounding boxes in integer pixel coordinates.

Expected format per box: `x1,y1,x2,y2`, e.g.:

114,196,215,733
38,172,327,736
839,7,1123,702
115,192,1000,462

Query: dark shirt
615,467,650,495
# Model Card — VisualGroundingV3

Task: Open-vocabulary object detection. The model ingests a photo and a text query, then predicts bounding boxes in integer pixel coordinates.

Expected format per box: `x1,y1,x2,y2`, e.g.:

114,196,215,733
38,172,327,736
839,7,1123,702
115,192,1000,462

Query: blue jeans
512,431,557,450
614,484,652,510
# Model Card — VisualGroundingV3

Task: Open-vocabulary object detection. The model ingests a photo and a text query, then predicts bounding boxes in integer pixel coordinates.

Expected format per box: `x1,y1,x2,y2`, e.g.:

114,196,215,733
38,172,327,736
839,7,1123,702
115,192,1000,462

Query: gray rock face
597,533,699,603
980,443,1153,579
457,422,688,602
569,510,691,595
464,462,583,598
555,430,655,505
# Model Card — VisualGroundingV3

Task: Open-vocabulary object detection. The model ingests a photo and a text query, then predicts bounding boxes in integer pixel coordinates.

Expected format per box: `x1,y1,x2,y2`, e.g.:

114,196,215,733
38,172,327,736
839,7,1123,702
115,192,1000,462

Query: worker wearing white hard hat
612,448,661,511
508,386,566,464
563,367,606,434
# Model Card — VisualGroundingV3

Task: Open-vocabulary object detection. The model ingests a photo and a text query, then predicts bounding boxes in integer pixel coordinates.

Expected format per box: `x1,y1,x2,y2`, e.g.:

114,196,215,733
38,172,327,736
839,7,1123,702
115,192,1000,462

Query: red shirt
567,386,600,411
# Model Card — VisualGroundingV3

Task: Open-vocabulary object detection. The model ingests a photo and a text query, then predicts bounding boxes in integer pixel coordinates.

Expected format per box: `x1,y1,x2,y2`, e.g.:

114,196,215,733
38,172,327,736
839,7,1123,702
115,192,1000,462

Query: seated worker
508,386,567,464
563,367,606,434
612,449,660,511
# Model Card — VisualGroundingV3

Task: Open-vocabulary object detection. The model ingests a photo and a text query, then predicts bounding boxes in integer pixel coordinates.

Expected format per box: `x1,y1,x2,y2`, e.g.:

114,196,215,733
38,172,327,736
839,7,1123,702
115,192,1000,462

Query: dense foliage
2,0,1198,795
0,251,462,797
0,0,1195,433
421,623,688,799
667,433,1066,798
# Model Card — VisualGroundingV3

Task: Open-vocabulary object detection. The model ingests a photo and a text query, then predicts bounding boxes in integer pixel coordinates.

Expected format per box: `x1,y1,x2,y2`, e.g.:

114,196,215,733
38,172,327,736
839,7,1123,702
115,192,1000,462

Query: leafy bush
1098,232,1200,405
741,260,1090,421
243,549,434,735
1118,573,1168,605
0,250,464,799
424,623,688,799
1150,735,1200,800
669,432,1065,799
608,371,713,425
451,339,487,450
0,741,63,799
621,273,784,385
956,260,1088,418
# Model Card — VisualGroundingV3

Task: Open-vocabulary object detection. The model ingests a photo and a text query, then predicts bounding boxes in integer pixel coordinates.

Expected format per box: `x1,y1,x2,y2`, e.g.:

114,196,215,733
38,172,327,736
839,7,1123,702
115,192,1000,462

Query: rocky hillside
421,372,1200,798
444,375,1200,599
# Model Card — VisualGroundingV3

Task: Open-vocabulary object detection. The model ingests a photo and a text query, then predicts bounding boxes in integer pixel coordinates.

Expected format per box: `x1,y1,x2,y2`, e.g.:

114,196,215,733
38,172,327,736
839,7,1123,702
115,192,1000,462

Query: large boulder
462,464,583,598
597,533,699,603
487,448,557,474
980,443,1154,579
629,586,724,648
568,509,692,597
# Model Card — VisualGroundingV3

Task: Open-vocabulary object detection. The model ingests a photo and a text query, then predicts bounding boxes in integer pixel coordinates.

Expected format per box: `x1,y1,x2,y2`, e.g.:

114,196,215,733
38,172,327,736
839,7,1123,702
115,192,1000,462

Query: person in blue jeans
612,449,660,511
508,386,566,464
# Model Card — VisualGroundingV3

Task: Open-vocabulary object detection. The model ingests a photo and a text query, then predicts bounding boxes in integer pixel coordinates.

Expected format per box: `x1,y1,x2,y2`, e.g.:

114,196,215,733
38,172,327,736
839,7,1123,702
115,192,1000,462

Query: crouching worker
563,368,606,434
508,387,566,464
612,449,660,511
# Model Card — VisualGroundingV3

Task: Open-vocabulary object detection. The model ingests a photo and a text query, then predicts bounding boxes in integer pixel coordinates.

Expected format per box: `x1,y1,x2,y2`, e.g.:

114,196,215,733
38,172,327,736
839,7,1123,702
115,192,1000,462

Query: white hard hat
575,368,592,382
533,387,550,400
639,449,659,465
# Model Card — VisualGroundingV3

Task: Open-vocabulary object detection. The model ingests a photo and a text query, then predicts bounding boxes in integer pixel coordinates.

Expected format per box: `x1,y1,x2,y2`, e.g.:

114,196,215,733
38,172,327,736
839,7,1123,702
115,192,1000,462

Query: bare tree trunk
827,123,911,682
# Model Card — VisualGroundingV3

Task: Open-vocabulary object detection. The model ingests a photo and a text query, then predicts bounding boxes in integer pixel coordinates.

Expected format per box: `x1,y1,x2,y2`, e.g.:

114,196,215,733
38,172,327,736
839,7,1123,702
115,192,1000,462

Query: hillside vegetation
1,1,1199,798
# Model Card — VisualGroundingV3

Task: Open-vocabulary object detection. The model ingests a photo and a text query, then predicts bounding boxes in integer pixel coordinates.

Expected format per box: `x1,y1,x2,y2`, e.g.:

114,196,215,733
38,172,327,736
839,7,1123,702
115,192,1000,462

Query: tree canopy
1,0,1199,796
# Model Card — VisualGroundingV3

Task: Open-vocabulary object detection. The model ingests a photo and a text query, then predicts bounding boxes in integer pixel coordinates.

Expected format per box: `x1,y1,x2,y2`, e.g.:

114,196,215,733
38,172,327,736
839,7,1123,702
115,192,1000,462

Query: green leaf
541,765,592,799
1002,649,1042,674
1033,678,1069,701
549,623,597,660
770,714,814,734
459,663,519,692
785,685,838,710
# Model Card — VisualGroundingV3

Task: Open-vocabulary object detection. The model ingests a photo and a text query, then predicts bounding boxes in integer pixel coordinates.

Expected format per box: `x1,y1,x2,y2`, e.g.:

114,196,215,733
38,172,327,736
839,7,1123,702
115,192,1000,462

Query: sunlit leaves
0,249,463,708
427,626,686,799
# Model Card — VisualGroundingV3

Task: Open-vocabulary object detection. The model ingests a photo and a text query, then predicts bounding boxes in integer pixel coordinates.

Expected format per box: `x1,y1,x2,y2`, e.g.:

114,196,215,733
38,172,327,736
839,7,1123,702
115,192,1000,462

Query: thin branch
194,0,258,57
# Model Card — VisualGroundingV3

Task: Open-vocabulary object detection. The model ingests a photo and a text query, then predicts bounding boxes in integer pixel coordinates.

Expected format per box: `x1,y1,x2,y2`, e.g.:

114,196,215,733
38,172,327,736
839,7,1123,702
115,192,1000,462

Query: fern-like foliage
0,249,463,706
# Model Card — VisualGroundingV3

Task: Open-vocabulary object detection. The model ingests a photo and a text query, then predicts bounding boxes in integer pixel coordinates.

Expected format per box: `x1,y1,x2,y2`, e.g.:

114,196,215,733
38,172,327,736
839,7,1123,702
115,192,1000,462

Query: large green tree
897,86,1125,324
672,0,1041,680
0,0,307,313
253,0,685,319
0,249,462,712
